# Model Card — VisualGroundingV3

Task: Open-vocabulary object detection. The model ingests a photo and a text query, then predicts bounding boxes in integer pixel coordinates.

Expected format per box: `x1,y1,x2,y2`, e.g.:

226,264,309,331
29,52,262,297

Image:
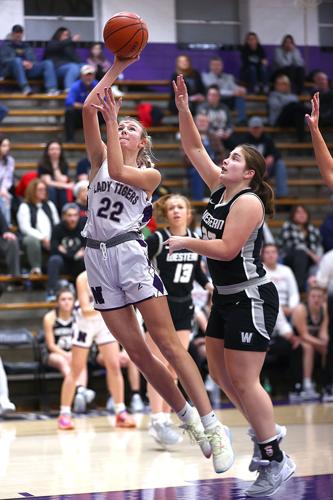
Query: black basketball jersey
53,314,75,351
200,185,267,294
306,305,324,337
146,228,208,298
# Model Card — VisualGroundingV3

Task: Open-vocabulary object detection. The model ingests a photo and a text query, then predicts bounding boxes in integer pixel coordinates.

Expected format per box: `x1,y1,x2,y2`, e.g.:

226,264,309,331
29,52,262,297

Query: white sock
151,412,166,423
114,402,126,415
257,434,278,445
252,423,283,440
60,405,71,416
303,378,312,390
176,402,194,423
200,411,219,430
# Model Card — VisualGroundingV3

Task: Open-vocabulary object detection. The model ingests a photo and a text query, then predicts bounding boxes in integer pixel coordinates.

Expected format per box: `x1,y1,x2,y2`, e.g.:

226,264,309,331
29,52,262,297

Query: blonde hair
119,116,155,168
25,178,48,204
153,193,192,222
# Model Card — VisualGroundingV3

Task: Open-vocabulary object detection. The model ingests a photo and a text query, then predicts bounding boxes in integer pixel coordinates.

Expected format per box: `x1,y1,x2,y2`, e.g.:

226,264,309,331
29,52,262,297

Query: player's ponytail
241,144,275,217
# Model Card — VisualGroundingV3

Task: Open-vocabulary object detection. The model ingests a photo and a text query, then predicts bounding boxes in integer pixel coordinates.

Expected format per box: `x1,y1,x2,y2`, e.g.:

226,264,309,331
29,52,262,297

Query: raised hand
172,74,190,112
305,92,320,131
91,86,122,123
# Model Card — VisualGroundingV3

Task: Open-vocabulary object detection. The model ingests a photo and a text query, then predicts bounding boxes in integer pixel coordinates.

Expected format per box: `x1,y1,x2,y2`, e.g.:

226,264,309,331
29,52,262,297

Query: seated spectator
184,113,224,200
0,136,15,225
86,42,110,81
0,105,8,122
169,54,205,114
278,205,323,292
242,116,288,198
16,178,59,275
309,71,333,126
197,84,235,152
262,243,300,318
37,140,73,213
64,65,98,142
201,56,247,124
268,74,310,141
292,286,329,399
0,209,20,276
240,31,270,94
0,356,15,414
42,287,93,413
73,180,88,221
46,203,85,301
44,26,82,92
0,24,58,95
273,34,305,95
76,156,91,181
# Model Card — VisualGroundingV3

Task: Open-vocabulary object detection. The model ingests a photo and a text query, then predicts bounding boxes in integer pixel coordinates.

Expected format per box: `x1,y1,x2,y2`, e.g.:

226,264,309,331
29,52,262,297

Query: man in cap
242,116,289,199
0,24,58,95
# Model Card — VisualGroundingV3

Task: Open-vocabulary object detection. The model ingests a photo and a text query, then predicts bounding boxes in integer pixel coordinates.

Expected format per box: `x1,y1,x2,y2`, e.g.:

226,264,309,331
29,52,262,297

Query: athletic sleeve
145,232,163,260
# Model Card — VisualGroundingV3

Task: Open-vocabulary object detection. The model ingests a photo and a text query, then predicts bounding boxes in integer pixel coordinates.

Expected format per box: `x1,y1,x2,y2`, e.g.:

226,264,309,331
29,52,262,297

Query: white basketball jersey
82,160,153,240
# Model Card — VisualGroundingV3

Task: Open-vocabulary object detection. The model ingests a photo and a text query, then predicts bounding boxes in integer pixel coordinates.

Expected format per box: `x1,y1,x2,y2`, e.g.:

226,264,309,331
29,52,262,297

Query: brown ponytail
241,144,275,217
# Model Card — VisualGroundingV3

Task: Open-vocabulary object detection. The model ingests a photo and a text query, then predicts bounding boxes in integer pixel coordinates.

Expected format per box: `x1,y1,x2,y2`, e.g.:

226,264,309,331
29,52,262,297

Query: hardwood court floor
0,403,332,499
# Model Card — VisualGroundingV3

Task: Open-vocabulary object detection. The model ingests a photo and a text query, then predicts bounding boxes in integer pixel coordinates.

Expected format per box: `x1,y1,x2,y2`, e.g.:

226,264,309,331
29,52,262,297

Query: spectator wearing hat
46,203,85,301
0,24,58,95
241,116,288,199
64,64,98,142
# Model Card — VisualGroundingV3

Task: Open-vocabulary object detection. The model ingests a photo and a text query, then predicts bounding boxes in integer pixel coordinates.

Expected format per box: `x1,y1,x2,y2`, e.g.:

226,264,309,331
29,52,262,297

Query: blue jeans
7,58,58,91
221,96,247,123
267,158,288,198
56,63,83,91
0,104,8,122
47,186,69,213
244,64,270,92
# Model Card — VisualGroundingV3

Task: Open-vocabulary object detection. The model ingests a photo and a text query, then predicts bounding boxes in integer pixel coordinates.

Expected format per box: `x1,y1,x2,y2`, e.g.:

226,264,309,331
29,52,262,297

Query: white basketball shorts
72,312,117,348
84,239,167,311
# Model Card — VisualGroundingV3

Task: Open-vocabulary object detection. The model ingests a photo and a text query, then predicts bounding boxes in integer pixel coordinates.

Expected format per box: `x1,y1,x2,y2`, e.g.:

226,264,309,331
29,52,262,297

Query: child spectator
240,31,270,94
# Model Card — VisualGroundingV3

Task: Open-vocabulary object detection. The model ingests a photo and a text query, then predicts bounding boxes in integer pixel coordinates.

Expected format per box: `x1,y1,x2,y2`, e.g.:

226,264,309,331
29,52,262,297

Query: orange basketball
103,12,148,59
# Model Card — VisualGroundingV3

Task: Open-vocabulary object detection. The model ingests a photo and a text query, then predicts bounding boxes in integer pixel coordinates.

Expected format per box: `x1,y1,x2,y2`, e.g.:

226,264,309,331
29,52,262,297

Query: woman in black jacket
240,32,270,94
44,27,83,92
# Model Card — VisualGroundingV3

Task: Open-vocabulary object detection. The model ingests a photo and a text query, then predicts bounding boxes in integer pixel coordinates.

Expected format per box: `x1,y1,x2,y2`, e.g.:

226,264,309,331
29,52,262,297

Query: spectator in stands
73,179,88,221
197,84,235,152
64,65,98,142
262,243,300,319
184,113,224,200
86,42,110,81
242,116,288,198
0,105,8,122
309,71,333,127
169,54,205,114
42,287,94,413
292,286,329,399
46,203,85,301
0,136,15,225
37,140,73,213
273,34,305,95
0,24,58,95
76,156,90,181
16,178,59,275
240,31,270,94
0,356,15,414
201,56,247,124
44,26,82,92
278,205,323,292
0,209,20,276
268,74,310,142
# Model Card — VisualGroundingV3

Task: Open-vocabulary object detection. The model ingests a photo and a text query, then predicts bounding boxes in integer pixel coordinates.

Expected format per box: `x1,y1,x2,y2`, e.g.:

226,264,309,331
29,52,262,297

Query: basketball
103,11,148,59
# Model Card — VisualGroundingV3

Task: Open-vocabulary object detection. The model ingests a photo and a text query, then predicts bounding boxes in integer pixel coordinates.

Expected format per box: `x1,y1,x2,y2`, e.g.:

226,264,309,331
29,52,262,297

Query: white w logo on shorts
241,331,253,343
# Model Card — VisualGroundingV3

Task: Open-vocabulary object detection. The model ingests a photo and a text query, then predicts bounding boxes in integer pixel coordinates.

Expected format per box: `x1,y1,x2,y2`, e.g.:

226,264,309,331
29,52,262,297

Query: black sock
131,390,139,396
259,438,283,462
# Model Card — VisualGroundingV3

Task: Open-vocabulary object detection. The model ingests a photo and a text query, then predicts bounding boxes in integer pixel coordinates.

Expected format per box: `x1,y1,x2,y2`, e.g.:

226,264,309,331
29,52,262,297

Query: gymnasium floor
0,403,332,500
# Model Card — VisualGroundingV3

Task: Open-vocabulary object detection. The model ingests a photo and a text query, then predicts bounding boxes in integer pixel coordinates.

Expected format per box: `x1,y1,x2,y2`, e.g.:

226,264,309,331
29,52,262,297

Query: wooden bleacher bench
191,197,330,209
8,108,139,118
0,78,170,88
0,273,71,283
0,301,54,311
1,124,178,136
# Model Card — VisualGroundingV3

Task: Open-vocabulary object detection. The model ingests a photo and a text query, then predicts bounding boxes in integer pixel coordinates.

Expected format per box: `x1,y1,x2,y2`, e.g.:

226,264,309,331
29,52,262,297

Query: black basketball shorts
205,281,279,352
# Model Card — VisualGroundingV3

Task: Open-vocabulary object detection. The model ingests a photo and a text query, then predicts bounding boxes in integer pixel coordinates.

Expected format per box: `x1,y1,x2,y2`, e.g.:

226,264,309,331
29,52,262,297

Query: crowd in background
1,24,333,416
